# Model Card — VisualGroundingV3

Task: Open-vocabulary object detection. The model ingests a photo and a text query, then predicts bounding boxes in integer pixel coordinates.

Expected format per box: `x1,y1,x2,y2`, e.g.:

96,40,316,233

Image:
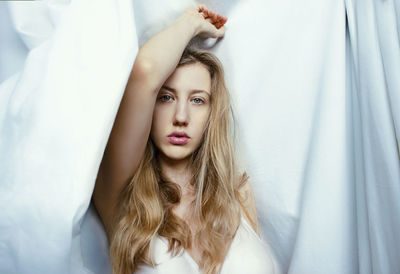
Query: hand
182,5,228,38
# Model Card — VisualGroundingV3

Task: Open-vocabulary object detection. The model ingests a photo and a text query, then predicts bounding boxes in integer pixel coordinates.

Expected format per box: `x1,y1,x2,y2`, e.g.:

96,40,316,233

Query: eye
159,94,173,102
192,97,205,104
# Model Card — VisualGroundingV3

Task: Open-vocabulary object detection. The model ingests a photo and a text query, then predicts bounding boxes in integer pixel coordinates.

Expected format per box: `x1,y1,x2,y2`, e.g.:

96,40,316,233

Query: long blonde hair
110,48,249,274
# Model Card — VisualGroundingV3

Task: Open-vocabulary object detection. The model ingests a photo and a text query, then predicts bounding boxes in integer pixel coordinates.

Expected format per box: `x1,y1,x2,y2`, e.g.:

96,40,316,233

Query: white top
136,217,280,274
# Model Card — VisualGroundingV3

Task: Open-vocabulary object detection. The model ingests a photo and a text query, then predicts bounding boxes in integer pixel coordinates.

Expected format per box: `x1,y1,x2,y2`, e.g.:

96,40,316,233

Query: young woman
93,5,280,274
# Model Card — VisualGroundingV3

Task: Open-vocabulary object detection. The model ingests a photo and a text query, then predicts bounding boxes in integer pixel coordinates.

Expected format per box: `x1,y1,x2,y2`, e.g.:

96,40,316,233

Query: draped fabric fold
0,1,138,273
345,0,400,273
0,0,398,273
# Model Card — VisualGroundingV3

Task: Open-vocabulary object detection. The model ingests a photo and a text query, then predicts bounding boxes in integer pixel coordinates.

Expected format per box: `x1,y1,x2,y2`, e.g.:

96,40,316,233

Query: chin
162,147,193,161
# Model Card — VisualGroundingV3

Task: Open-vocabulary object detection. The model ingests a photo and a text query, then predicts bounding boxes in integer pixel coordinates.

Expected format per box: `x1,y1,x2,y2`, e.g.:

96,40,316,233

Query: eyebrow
161,85,211,96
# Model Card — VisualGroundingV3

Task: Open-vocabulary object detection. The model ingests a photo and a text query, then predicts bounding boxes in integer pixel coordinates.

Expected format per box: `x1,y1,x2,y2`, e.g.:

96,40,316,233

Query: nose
173,100,189,127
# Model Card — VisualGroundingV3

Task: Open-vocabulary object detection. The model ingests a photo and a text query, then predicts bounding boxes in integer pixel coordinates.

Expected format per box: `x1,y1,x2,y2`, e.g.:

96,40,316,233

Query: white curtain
0,0,398,273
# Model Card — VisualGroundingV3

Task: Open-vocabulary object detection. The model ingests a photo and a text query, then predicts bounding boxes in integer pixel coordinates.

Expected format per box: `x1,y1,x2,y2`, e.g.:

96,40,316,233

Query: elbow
130,56,156,81
128,56,160,93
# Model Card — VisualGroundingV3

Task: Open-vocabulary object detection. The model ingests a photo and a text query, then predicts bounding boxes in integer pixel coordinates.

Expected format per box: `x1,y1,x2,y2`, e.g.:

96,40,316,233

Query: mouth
168,131,190,145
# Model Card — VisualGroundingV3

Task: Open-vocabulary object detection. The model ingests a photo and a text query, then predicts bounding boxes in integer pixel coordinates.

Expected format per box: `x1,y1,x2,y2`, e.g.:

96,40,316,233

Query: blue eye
192,98,205,104
160,94,173,102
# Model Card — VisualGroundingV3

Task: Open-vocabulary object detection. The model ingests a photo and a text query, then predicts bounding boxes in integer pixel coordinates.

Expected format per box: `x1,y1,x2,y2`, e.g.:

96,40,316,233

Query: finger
214,26,226,37
208,25,225,38
198,5,209,18
198,5,205,13
215,15,224,25
206,11,216,23
203,6,213,17
218,15,228,26
210,14,224,29
212,13,218,23
215,20,224,29
198,4,207,12
218,17,227,27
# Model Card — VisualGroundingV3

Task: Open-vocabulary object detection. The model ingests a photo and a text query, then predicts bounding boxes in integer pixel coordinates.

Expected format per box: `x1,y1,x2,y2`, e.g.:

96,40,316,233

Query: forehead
163,62,211,95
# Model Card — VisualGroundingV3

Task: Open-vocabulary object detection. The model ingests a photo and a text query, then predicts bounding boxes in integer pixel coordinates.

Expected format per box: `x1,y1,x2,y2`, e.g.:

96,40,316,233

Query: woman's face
151,62,212,162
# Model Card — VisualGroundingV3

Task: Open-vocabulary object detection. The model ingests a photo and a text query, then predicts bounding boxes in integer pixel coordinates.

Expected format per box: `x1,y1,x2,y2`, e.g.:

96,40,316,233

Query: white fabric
0,1,137,273
0,0,399,274
137,217,280,274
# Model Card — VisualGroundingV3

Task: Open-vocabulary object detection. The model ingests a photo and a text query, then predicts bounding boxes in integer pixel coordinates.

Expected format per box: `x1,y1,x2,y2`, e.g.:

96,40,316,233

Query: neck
157,153,194,197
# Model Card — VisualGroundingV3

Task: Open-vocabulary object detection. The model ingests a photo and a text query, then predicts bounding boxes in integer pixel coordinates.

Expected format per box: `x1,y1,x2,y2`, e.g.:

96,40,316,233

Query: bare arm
93,5,227,237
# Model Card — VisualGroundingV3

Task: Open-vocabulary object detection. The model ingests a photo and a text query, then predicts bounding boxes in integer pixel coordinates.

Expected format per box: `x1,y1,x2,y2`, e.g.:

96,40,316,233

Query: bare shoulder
237,175,282,273
237,174,260,235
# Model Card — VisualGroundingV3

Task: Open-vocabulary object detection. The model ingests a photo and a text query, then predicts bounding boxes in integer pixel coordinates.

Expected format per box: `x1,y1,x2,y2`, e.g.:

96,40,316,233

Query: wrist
176,12,200,38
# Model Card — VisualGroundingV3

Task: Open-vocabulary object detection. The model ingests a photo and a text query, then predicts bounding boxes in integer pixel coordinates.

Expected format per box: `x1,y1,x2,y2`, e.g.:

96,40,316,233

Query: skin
150,64,213,262
150,62,259,266
93,4,259,267
93,6,226,239
150,62,211,198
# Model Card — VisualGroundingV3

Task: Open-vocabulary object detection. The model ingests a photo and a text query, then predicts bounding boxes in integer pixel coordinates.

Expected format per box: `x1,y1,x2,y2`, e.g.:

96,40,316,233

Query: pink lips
168,131,190,145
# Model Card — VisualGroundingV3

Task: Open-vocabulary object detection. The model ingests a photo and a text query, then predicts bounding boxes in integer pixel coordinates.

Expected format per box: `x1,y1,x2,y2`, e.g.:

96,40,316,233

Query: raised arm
93,5,227,237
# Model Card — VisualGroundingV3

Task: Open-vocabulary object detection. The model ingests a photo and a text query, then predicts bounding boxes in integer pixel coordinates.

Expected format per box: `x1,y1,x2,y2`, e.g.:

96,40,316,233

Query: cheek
151,107,169,136
153,104,172,123
192,108,210,136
